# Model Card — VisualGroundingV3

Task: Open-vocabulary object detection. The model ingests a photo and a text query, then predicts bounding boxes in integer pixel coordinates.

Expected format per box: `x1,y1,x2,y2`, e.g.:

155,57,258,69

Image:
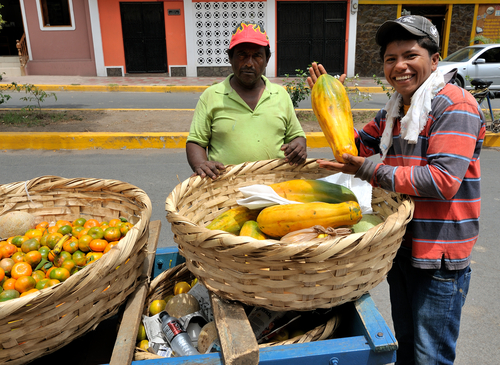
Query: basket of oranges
0,176,152,365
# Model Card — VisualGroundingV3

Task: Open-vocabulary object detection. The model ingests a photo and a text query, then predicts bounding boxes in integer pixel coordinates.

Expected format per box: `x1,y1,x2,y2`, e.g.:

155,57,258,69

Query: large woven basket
166,159,414,311
0,176,152,365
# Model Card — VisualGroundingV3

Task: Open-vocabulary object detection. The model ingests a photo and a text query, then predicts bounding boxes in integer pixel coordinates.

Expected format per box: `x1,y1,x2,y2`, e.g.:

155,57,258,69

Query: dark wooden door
120,2,167,73
277,1,346,76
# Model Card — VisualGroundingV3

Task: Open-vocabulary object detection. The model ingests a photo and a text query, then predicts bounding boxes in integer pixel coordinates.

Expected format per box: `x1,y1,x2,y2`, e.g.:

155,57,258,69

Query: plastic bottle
160,312,200,357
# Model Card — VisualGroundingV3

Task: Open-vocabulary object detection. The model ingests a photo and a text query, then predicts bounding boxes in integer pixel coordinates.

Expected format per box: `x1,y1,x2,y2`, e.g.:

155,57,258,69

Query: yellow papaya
206,206,260,235
269,179,357,204
239,220,268,240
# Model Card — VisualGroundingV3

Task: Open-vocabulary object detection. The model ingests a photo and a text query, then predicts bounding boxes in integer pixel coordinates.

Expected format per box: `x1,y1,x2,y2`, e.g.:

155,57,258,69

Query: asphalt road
0,147,499,364
3,90,499,111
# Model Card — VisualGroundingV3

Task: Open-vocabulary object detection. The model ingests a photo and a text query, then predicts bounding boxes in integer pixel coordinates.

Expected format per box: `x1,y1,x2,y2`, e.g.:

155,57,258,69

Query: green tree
0,4,6,30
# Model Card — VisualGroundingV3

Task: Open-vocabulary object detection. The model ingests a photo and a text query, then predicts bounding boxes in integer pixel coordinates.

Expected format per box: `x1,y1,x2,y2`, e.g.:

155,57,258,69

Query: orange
45,266,56,278
0,289,20,302
25,229,44,240
60,259,76,273
104,241,119,254
174,281,191,295
40,234,48,246
100,224,109,231
39,246,51,260
20,288,39,297
36,278,50,290
15,275,36,293
100,221,109,227
108,218,122,227
3,278,17,290
47,279,60,287
47,225,59,234
25,251,42,267
11,251,26,263
36,221,49,230
72,226,85,237
0,258,15,276
87,227,104,240
11,235,27,248
104,227,121,242
62,237,79,254
120,223,133,236
11,262,33,279
21,238,40,254
86,252,103,265
73,217,87,227
53,251,72,268
78,235,93,253
49,267,70,282
32,270,45,283
89,239,108,252
55,220,72,228
77,228,90,239
0,243,17,258
0,267,4,282
84,219,100,229
72,251,87,267
57,225,73,235
149,299,167,316
45,233,63,250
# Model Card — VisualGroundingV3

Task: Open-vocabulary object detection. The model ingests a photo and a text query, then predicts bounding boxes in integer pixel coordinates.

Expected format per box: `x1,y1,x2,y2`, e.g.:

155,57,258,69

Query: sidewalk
1,74,499,150
0,74,387,93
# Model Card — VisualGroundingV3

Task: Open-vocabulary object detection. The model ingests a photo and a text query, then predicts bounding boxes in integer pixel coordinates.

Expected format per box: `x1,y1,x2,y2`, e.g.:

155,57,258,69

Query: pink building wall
24,0,96,76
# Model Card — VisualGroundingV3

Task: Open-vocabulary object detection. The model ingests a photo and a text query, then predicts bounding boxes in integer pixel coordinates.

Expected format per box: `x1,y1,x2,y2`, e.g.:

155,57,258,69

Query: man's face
229,43,270,88
383,39,439,104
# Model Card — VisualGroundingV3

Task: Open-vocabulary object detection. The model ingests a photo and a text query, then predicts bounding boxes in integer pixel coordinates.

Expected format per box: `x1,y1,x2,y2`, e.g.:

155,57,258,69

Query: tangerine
86,252,103,265
0,258,15,276
0,289,20,302
78,235,93,252
89,239,108,252
55,220,72,228
45,233,63,250
72,251,87,267
52,251,72,267
47,225,59,234
0,243,17,258
20,288,39,297
73,217,87,227
45,266,56,278
11,262,33,279
0,267,4,282
49,267,70,282
87,227,104,240
108,218,121,227
77,228,90,239
72,226,85,237
3,278,17,290
36,221,49,230
60,259,76,273
21,238,40,254
104,241,119,254
25,251,42,267
32,270,45,283
57,225,73,235
11,251,26,263
25,229,44,240
84,219,100,228
38,246,51,260
120,223,133,236
47,279,61,287
36,278,50,290
11,235,27,248
15,275,36,293
104,227,121,242
62,237,79,254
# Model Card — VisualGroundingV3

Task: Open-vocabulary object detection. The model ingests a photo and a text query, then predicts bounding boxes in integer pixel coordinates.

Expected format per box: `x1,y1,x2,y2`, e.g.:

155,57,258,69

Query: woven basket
166,159,414,311
0,176,152,365
139,261,339,359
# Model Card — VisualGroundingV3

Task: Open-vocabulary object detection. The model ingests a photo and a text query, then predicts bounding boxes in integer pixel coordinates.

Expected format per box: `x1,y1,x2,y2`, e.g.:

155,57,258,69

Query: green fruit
0,289,20,302
351,214,384,233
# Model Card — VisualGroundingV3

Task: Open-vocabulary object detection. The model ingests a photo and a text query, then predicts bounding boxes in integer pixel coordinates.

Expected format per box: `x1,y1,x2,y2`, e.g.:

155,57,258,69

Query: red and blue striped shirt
354,73,485,270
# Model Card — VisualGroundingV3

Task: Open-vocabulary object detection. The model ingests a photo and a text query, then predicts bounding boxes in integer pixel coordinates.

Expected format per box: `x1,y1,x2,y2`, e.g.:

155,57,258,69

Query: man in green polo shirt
186,22,307,179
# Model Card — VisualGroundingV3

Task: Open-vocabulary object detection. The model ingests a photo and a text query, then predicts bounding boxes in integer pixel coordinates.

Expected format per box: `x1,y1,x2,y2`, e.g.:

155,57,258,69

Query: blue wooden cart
130,245,397,365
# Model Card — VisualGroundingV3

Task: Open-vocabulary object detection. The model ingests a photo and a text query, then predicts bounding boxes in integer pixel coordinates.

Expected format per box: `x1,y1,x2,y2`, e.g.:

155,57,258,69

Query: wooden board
109,220,161,365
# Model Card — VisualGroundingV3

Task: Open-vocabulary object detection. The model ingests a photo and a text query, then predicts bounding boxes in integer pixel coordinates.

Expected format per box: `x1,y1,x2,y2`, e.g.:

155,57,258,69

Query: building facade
5,0,500,77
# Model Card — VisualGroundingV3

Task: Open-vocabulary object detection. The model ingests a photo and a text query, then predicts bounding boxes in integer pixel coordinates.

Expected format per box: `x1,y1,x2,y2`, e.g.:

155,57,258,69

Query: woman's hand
307,62,347,89
316,154,365,175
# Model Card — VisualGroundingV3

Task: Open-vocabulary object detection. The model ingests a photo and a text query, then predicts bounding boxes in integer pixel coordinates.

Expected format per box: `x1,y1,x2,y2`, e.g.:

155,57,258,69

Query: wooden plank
109,220,162,365
210,293,259,365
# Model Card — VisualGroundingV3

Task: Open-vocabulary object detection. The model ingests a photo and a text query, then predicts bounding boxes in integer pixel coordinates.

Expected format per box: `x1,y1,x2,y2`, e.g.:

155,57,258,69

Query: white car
437,44,500,90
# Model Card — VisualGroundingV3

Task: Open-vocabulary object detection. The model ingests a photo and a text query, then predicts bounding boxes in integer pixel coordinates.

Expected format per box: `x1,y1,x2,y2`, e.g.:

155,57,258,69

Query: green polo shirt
187,74,306,165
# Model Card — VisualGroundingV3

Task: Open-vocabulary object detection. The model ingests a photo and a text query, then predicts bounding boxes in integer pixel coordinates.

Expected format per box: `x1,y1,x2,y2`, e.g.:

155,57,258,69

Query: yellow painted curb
1,131,497,150
0,84,387,94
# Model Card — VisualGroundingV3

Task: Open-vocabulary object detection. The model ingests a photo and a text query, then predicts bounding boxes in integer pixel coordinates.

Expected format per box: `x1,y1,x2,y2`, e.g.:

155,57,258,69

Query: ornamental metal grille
193,1,266,66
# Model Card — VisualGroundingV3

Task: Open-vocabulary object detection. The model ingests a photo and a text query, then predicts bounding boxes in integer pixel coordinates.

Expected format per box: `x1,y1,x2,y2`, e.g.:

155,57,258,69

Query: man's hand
307,62,347,89
316,153,365,175
191,161,226,180
281,137,307,165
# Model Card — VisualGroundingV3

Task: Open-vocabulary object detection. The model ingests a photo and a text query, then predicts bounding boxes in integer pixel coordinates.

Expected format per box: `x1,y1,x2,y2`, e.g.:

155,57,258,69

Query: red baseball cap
229,22,270,50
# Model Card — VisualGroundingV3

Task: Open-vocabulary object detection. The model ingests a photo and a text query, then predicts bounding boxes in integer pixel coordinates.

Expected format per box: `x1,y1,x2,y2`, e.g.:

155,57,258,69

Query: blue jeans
387,254,471,365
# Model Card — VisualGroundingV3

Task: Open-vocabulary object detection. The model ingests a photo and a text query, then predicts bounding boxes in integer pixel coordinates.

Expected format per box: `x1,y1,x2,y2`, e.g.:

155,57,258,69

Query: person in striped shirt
308,15,485,365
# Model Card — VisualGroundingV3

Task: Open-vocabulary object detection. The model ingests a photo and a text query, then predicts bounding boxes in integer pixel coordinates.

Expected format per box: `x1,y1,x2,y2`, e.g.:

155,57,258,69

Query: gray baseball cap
376,15,440,47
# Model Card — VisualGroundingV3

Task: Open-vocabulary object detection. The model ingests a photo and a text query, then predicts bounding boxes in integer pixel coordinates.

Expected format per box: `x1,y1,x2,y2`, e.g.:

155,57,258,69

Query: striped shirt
354,74,485,270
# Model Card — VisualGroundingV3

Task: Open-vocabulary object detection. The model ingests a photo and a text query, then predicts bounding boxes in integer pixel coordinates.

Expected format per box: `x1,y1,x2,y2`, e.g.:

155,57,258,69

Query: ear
431,52,440,71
